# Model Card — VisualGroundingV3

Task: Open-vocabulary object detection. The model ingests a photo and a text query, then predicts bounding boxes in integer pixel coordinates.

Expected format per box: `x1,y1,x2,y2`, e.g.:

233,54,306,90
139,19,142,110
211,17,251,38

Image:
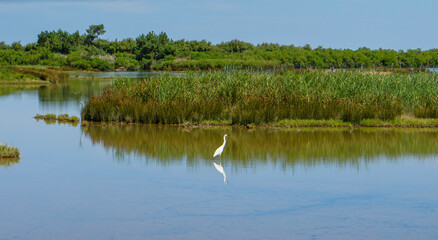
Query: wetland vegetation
0,66,68,84
0,144,20,159
81,71,438,126
35,113,80,125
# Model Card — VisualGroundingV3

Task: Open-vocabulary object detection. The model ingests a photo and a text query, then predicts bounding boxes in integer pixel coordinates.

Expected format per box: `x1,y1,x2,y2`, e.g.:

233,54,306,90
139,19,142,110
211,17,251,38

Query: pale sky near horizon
0,0,436,50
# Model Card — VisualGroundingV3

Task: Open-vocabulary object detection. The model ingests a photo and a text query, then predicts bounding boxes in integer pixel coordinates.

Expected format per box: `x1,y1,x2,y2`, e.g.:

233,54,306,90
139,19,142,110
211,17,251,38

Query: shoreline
0,66,69,85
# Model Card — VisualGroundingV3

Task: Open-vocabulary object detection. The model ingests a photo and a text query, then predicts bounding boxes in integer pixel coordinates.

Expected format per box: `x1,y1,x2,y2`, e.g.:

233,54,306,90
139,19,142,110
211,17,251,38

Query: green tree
85,24,106,45
11,41,24,52
0,42,8,50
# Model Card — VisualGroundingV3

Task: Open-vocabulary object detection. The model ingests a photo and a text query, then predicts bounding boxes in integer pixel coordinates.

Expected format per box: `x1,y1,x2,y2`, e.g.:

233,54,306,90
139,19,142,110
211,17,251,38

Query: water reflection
70,71,185,78
427,68,438,73
38,78,113,104
0,158,20,168
34,118,79,127
213,161,228,184
0,84,41,97
0,79,113,106
82,124,438,169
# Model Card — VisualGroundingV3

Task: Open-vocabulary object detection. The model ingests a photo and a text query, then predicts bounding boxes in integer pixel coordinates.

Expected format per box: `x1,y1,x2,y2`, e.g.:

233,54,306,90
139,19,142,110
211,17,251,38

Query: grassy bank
81,70,438,125
0,67,69,84
271,116,438,128
0,144,20,158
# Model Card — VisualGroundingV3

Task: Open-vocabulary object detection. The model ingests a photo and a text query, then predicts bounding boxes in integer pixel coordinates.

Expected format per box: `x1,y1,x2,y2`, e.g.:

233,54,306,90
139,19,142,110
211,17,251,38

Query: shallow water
427,68,438,73
1,78,438,240
70,71,184,78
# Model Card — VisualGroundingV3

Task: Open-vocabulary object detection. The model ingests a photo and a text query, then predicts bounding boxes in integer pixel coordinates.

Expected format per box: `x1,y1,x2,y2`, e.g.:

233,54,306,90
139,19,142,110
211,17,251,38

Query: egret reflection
213,161,228,185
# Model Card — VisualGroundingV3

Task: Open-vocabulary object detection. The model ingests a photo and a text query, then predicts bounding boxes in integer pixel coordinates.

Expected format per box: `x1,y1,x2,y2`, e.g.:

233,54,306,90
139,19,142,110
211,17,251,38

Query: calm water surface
427,68,438,73
70,71,184,78
1,78,438,240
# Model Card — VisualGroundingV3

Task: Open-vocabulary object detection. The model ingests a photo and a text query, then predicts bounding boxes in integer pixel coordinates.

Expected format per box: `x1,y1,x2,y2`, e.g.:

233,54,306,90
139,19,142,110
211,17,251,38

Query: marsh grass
67,116,80,122
272,119,351,127
360,116,438,127
34,113,57,120
35,113,80,125
12,67,68,83
81,70,438,125
0,68,40,83
57,114,69,121
0,144,20,158
0,67,68,84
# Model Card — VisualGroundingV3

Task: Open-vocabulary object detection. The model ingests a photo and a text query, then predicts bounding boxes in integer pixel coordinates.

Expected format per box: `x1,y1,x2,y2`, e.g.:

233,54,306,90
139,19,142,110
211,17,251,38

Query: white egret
213,134,228,158
213,161,227,185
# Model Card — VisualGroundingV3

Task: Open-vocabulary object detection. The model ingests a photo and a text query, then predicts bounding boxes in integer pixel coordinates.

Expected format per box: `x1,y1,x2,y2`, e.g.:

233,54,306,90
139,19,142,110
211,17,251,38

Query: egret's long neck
223,136,227,145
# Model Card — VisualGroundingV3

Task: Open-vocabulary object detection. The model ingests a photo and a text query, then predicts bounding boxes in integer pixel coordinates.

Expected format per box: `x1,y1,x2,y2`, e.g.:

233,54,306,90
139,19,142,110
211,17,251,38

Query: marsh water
1,77,438,240
70,71,184,78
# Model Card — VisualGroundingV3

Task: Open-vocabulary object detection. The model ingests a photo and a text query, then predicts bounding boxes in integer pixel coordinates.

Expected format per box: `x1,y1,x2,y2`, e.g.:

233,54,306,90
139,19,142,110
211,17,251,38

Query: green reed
81,70,438,124
0,144,20,158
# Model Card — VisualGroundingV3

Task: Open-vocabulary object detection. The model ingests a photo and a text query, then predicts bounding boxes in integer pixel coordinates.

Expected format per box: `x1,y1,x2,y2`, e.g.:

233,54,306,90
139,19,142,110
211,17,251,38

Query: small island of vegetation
0,144,20,158
81,70,438,127
34,113,80,126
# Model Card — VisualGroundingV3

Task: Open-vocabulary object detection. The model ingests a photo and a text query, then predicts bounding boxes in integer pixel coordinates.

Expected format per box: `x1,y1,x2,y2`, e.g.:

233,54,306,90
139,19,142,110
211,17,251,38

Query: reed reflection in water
82,124,438,170
0,158,20,168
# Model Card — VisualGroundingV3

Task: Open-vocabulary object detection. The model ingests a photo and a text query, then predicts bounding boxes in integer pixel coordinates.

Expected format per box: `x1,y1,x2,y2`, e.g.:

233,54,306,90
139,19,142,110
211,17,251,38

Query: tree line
1,24,437,71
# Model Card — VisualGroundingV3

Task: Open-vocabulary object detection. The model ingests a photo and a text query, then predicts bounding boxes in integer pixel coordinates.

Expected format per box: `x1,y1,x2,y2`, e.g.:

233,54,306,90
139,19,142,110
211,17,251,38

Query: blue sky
0,0,437,50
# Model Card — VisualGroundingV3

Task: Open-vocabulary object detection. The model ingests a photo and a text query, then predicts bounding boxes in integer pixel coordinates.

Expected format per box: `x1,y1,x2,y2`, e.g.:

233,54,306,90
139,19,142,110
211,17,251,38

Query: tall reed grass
81,70,438,124
0,144,20,158
11,67,69,83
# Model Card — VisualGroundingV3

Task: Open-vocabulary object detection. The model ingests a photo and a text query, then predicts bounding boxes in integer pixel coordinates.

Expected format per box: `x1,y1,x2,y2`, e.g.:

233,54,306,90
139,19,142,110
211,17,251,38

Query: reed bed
11,67,69,83
81,70,438,125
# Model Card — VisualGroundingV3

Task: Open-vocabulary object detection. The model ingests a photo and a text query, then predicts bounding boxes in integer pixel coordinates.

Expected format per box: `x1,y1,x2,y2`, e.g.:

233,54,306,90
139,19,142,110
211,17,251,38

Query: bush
71,59,91,70
91,57,114,71
115,53,139,70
